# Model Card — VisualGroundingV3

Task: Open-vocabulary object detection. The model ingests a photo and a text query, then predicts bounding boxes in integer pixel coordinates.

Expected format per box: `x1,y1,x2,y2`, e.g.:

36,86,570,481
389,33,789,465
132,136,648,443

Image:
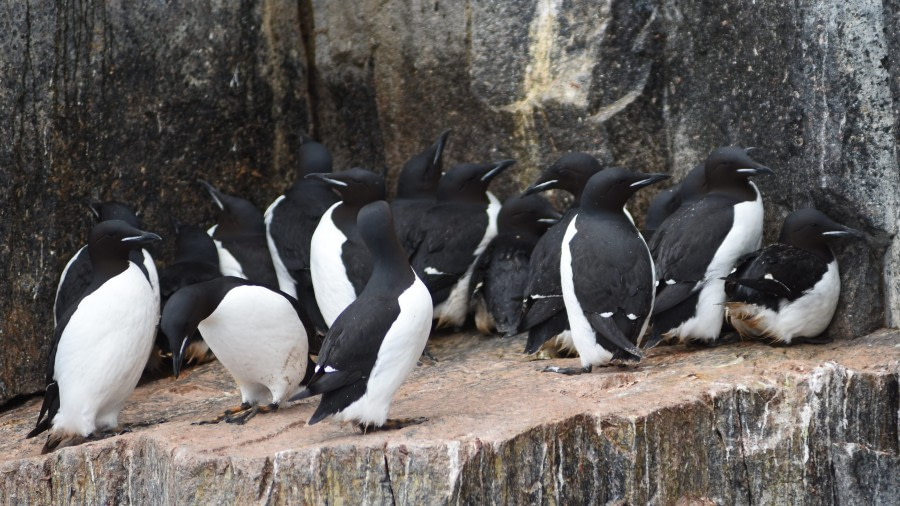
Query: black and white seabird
291,201,433,430
648,147,774,345
643,163,706,240
547,168,668,374
309,168,386,327
54,201,160,326
395,129,451,200
201,180,279,288
518,153,604,355
264,135,338,336
157,224,222,366
469,194,560,335
160,276,311,424
28,220,162,453
402,160,515,328
724,209,864,344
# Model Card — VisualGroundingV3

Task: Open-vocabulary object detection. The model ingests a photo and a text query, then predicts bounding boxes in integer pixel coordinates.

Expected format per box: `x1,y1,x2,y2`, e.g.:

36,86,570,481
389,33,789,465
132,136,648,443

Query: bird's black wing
519,214,571,350
303,293,400,423
53,247,91,324
391,199,433,261
342,238,374,295
481,237,534,335
643,182,683,238
270,183,338,275
649,195,738,314
571,218,654,360
725,244,828,310
410,204,487,303
221,235,280,288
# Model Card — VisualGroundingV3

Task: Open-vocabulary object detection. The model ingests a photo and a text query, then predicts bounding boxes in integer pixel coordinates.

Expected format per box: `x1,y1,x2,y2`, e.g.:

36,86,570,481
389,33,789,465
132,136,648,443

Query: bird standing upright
649,147,774,345
549,168,668,374
292,201,433,431
28,220,162,453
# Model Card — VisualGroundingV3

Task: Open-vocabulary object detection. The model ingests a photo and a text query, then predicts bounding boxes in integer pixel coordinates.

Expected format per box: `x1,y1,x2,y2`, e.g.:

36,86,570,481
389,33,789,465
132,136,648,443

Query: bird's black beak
172,337,189,379
481,160,516,182
736,165,775,177
305,172,349,188
87,201,102,219
524,177,560,196
432,129,451,166
198,180,226,210
121,230,162,245
822,225,866,240
629,173,671,189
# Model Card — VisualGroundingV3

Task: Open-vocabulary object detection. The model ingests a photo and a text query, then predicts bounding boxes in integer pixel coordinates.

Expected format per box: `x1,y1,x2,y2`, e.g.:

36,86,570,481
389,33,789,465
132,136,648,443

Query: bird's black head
174,223,219,266
160,284,208,379
396,129,451,199
436,160,515,204
524,152,603,201
199,180,266,235
307,168,385,207
498,194,562,239
298,135,333,177
779,209,865,260
356,201,411,278
87,219,161,270
703,147,774,191
88,201,141,228
580,167,670,214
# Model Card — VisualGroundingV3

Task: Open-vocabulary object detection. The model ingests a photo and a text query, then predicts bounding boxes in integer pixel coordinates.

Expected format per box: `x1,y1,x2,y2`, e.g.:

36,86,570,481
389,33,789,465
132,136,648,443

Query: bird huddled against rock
29,220,162,453
724,209,865,345
548,168,669,374
291,201,433,431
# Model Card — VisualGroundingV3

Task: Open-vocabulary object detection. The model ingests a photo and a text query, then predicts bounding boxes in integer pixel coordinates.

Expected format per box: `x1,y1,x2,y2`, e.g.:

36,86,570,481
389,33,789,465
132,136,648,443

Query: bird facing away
28,220,162,453
724,209,865,344
265,135,339,339
643,162,706,240
308,168,387,327
291,200,433,431
470,193,561,335
403,160,515,329
54,201,159,326
518,152,605,356
549,168,669,374
201,180,279,288
395,129,451,200
160,277,311,424
648,146,774,346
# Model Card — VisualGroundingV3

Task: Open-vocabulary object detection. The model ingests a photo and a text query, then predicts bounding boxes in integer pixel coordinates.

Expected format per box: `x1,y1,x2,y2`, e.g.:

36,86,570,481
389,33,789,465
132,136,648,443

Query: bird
160,276,311,424
27,220,162,453
201,180,279,288
517,152,605,356
309,168,386,327
395,129,451,200
290,200,433,431
54,201,159,326
648,146,774,346
402,160,515,328
265,135,339,337
469,194,560,335
157,224,222,367
643,162,706,240
723,209,864,345
546,168,669,374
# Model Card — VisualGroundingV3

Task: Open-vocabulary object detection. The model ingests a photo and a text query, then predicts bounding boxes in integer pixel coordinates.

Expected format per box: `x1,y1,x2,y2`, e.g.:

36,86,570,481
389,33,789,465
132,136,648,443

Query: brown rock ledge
1,330,898,504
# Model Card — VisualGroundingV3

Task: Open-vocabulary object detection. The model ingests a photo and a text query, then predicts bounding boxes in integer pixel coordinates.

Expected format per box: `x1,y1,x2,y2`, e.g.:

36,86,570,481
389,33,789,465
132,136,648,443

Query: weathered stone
1,331,897,503
0,0,310,404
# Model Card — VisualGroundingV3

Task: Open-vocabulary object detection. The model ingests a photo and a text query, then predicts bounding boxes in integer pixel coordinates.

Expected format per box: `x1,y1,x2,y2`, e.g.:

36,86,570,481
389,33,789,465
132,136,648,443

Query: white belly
310,203,358,327
208,224,246,279
336,275,433,426
198,286,309,404
264,196,298,297
52,263,159,436
560,216,613,368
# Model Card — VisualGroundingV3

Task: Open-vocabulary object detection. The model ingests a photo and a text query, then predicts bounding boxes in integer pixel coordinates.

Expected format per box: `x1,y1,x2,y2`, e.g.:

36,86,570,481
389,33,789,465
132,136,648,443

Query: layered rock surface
1,331,897,504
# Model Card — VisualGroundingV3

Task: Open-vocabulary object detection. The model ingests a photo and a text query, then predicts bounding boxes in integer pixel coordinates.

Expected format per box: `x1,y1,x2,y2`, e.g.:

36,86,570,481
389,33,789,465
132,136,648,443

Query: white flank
54,246,87,327
434,192,501,327
670,185,764,342
51,263,159,437
141,249,161,306
264,195,298,298
560,215,613,368
198,286,309,404
335,274,433,426
207,224,247,279
310,203,358,327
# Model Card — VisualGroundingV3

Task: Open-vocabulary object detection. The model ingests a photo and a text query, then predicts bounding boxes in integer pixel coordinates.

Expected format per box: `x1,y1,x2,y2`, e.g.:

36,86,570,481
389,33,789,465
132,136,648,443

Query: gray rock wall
1,0,898,405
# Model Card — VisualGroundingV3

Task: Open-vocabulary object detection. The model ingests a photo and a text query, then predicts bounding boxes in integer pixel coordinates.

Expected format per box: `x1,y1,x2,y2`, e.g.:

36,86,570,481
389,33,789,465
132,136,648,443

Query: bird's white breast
310,203,357,327
264,195,298,297
207,224,246,279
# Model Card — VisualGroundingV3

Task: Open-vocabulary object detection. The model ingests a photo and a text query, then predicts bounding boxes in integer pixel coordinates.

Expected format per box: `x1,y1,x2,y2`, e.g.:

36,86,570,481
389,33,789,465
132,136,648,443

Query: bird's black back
725,243,829,310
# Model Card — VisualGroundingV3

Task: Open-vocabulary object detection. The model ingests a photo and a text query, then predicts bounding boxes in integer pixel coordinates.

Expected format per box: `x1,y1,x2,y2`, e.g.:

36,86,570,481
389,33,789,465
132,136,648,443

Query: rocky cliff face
0,0,897,419
1,331,897,503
